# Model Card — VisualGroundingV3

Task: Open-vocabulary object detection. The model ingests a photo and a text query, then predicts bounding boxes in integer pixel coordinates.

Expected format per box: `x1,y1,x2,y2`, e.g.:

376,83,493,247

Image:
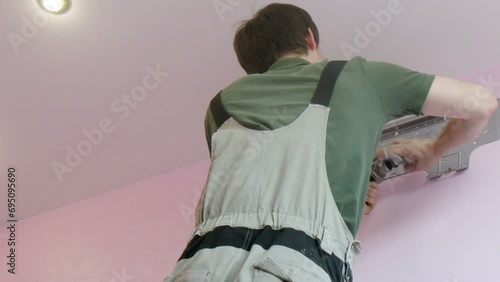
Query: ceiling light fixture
38,0,71,14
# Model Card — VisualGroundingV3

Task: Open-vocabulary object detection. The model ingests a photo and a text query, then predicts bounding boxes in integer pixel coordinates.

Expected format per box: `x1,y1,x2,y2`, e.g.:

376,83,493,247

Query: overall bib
166,61,362,282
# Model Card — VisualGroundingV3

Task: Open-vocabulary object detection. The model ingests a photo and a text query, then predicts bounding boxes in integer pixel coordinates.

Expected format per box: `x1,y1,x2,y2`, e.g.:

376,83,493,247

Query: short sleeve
366,60,436,119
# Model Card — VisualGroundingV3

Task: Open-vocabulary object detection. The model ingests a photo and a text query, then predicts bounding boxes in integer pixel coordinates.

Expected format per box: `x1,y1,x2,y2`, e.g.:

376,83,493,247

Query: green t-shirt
204,56,435,236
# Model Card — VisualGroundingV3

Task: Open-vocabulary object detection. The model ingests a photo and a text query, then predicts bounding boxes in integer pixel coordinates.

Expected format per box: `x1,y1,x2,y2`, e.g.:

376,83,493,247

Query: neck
281,49,325,64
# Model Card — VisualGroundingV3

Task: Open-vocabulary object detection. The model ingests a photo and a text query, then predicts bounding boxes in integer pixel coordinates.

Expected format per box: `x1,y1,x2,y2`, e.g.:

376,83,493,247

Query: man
166,3,497,282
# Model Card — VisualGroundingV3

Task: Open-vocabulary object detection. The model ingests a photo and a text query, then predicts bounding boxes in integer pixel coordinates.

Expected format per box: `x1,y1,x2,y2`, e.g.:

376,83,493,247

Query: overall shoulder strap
210,60,347,127
209,91,230,128
311,61,348,107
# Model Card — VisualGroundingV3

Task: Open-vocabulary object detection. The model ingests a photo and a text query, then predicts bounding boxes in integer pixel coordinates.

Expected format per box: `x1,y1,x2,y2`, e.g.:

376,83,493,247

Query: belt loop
343,263,353,282
343,240,362,282
190,226,201,239
343,244,350,281
320,227,335,255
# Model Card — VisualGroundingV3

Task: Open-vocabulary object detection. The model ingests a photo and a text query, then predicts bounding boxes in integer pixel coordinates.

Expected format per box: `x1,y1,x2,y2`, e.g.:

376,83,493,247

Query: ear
306,27,318,50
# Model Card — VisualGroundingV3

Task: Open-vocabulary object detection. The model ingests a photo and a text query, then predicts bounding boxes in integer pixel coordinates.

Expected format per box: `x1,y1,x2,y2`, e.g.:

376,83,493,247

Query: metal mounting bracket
377,98,500,181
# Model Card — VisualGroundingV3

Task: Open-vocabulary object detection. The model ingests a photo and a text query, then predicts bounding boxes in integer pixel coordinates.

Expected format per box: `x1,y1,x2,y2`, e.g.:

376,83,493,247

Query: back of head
234,3,320,74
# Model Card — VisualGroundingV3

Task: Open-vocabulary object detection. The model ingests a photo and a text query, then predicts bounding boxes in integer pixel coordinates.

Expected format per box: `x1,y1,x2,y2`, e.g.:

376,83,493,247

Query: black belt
179,225,349,282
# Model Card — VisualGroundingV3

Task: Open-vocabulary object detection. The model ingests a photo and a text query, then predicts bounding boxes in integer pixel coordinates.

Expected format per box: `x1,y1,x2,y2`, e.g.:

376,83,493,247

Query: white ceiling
1,0,499,222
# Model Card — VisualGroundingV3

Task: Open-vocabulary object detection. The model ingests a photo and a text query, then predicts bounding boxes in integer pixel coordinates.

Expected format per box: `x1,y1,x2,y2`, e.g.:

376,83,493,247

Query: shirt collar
268,57,311,71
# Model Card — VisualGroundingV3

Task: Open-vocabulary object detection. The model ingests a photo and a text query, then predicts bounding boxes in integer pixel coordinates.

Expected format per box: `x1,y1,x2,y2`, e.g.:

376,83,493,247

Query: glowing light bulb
38,0,70,14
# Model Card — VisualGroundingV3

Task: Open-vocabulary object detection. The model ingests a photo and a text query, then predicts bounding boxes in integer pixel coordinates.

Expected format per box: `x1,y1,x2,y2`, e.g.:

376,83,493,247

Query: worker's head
234,3,324,74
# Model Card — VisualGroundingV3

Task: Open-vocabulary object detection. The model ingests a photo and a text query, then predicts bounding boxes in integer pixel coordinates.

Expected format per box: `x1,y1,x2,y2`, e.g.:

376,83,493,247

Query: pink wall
0,159,212,282
0,64,499,282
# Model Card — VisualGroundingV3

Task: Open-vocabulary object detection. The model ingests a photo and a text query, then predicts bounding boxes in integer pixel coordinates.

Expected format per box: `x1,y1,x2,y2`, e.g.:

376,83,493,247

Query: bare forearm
422,77,498,157
433,116,491,157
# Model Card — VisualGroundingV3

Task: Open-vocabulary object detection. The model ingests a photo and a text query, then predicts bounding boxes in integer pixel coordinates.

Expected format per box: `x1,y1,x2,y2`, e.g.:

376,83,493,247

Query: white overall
166,61,362,282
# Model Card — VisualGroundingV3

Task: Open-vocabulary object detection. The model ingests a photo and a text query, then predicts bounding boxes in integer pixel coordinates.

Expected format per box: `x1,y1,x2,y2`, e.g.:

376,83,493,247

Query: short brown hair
234,3,320,74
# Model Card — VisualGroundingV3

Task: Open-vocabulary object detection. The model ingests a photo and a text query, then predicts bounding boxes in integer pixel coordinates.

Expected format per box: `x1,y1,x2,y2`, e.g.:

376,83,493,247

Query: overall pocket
253,257,292,282
164,271,213,282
